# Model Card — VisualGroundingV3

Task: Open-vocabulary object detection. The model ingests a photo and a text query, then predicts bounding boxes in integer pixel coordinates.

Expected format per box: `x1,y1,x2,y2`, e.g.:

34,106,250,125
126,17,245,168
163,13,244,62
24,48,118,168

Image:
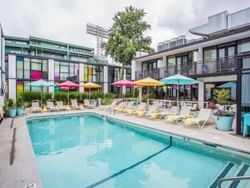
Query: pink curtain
31,70,42,80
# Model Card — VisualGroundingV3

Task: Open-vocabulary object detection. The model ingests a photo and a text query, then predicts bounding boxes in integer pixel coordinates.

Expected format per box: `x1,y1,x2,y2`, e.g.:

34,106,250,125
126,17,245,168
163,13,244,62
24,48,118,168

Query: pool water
27,114,250,188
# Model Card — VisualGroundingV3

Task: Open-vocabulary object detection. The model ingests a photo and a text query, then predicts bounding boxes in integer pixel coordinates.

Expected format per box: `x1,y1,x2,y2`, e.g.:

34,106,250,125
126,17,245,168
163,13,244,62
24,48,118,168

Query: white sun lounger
166,106,192,124
184,108,212,128
71,99,80,110
31,101,42,113
56,101,66,111
47,101,58,111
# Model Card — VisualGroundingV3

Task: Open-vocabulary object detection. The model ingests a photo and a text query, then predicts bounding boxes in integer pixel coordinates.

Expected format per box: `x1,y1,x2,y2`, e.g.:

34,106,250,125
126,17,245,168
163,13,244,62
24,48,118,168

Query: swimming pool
27,113,250,188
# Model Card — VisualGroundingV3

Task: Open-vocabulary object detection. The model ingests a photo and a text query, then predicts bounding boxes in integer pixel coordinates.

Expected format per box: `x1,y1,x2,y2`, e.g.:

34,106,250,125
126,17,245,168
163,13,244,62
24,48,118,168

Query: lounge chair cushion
166,115,176,123
137,111,146,117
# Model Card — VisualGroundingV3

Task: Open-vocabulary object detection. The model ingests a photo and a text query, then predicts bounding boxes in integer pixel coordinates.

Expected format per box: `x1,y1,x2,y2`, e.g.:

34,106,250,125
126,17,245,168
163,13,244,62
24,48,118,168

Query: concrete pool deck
0,109,250,187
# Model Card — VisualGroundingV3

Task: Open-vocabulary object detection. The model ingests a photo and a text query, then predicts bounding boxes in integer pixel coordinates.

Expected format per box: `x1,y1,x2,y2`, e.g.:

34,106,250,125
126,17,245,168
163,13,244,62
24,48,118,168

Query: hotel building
1,33,130,100
131,8,250,134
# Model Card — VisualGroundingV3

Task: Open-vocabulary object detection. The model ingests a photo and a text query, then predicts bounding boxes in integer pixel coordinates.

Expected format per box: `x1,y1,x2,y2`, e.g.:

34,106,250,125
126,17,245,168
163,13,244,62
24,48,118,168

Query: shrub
16,97,24,108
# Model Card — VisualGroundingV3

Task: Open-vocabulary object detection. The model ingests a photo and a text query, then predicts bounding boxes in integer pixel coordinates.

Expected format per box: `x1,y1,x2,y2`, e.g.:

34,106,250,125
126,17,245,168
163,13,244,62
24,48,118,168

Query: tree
103,6,154,80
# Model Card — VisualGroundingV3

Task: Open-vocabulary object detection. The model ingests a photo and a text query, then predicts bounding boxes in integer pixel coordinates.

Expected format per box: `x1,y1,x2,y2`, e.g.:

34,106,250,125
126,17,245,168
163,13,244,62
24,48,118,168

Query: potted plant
6,99,16,118
16,97,24,116
214,89,234,131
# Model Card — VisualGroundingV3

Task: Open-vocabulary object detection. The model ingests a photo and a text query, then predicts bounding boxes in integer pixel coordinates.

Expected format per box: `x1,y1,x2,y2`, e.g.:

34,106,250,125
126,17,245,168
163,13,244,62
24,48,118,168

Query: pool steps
228,163,250,188
209,162,250,188
209,162,234,188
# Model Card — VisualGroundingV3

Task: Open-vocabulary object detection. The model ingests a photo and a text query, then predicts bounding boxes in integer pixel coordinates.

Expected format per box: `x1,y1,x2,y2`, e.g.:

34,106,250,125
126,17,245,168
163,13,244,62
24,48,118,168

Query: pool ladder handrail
217,176,250,188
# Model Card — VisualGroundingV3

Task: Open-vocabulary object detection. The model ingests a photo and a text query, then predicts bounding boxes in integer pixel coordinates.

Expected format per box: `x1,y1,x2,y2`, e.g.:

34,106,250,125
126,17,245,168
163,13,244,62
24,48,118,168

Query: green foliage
101,98,113,105
142,92,156,102
214,89,231,105
16,97,24,108
103,93,117,99
103,6,154,79
6,98,15,108
19,91,117,105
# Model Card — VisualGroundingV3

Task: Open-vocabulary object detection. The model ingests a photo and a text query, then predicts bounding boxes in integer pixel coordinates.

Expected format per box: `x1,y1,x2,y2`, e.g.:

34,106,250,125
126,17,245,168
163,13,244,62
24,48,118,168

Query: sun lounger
31,100,42,113
84,99,96,108
144,105,161,118
47,101,58,111
149,106,178,120
56,101,66,111
128,102,146,116
184,108,212,128
71,99,80,110
114,102,126,112
124,101,136,113
166,106,192,124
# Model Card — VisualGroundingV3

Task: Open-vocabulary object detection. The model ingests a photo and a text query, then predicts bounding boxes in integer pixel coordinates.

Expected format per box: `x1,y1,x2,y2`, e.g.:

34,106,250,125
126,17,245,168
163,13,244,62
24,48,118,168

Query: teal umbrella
26,79,54,105
218,82,236,89
160,74,199,110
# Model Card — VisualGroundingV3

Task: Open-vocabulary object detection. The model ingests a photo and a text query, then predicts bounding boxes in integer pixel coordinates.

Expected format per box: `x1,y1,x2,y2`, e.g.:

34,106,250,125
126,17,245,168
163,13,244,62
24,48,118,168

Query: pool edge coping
25,110,250,157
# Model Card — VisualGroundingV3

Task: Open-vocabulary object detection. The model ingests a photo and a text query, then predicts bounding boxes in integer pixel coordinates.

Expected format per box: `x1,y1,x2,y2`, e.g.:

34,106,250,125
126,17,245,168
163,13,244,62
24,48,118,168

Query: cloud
0,0,249,50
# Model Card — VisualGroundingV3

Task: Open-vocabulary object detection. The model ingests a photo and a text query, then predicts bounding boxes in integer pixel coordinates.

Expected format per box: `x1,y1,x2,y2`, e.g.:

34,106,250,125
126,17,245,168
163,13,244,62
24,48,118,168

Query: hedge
20,91,117,105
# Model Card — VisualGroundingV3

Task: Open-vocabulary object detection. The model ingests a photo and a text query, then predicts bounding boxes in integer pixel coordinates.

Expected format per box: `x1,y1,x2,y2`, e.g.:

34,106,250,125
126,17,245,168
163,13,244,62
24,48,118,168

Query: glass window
31,63,42,70
204,49,216,61
167,56,175,75
238,41,250,53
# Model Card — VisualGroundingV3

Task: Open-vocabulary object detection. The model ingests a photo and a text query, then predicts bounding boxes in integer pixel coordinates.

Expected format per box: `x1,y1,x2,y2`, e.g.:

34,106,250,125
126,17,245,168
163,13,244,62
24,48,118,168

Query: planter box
215,116,233,131
16,107,24,116
8,108,17,118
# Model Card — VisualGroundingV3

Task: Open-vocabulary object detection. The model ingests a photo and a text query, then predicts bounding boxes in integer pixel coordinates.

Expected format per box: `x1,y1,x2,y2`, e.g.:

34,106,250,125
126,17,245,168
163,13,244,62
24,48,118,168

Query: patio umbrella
26,79,54,105
82,82,101,99
160,74,199,110
134,77,164,102
218,82,236,89
112,79,135,97
57,80,79,104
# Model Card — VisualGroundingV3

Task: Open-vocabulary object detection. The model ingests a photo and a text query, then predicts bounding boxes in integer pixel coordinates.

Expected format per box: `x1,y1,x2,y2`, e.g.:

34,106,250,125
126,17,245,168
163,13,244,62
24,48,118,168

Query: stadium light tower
86,23,109,60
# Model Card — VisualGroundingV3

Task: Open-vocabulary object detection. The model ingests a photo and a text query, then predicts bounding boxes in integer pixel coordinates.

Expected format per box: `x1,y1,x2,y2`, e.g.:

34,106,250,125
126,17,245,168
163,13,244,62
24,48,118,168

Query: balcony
135,57,237,80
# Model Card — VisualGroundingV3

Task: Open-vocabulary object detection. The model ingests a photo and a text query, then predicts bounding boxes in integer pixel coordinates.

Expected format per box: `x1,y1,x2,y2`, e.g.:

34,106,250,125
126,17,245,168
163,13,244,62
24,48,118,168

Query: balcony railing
135,57,237,80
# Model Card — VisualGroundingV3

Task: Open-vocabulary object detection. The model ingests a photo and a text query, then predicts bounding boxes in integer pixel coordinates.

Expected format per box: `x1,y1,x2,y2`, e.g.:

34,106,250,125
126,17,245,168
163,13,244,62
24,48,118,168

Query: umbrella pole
89,88,90,100
41,87,43,108
147,86,149,108
68,88,69,105
177,85,179,112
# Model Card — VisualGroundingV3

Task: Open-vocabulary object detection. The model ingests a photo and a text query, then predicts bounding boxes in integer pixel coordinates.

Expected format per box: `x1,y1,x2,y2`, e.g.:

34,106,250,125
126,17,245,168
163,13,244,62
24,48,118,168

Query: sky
0,0,250,50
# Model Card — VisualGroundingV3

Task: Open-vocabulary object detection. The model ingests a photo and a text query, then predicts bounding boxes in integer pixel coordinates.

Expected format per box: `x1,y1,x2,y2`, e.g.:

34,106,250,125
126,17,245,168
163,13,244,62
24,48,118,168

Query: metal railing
217,176,250,188
135,57,237,80
147,99,208,109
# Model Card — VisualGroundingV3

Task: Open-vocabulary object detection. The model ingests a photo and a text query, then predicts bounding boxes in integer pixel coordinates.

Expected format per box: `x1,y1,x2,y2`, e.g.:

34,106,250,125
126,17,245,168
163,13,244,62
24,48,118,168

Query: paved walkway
0,109,249,188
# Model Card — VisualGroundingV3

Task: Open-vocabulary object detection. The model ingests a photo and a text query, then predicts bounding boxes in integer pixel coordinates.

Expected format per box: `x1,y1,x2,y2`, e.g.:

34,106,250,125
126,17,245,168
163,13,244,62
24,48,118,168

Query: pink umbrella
112,79,135,97
112,79,135,87
58,81,79,104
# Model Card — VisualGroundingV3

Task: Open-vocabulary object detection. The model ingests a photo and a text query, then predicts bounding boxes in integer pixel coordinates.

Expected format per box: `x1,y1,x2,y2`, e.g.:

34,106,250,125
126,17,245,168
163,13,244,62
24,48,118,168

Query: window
84,64,104,83
238,41,250,53
54,61,79,82
204,49,216,61
167,56,175,75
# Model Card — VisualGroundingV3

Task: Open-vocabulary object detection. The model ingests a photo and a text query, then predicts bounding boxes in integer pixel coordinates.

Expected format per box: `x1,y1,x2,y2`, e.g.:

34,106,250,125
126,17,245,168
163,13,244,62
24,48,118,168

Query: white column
79,63,84,92
122,69,126,95
0,32,3,105
8,54,16,100
196,47,203,74
138,87,142,102
198,81,204,109
103,66,108,94
131,60,136,80
48,59,54,93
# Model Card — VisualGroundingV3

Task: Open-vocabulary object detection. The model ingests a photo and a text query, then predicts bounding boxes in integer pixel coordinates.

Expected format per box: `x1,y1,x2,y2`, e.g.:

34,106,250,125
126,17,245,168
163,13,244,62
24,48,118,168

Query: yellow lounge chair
127,102,146,115
114,102,126,112
149,106,178,120
184,108,212,128
166,106,191,124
